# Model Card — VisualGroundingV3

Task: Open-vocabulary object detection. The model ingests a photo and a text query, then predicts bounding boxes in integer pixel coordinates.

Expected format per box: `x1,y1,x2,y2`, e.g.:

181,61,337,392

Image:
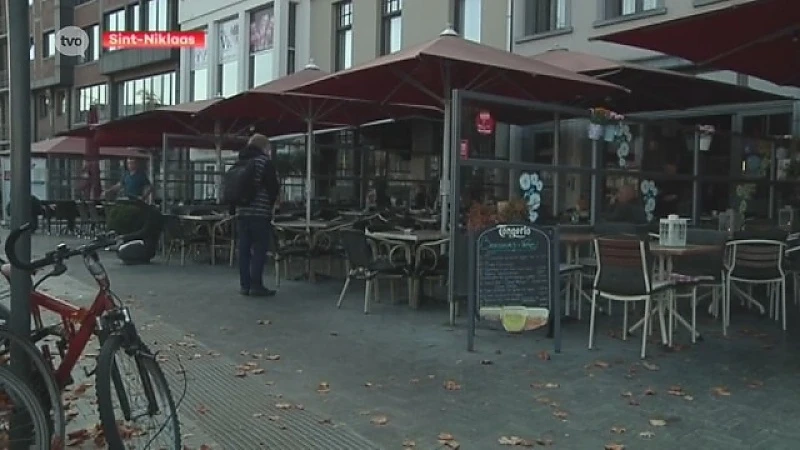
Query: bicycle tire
0,324,66,446
96,334,181,450
0,365,52,448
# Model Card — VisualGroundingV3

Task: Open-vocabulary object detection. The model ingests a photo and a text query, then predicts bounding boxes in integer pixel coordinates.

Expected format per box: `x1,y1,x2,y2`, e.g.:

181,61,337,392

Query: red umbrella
200,63,440,229
530,49,786,112
289,29,625,231
593,0,800,87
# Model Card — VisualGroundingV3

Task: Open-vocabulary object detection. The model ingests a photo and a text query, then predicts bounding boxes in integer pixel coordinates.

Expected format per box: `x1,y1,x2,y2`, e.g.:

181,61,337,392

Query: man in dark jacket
236,134,280,297
607,184,648,224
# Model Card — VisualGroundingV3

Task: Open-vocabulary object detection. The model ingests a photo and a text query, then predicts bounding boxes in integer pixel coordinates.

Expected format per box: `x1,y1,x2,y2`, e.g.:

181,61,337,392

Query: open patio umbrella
200,63,440,232
289,29,626,233
593,0,800,87
531,49,786,112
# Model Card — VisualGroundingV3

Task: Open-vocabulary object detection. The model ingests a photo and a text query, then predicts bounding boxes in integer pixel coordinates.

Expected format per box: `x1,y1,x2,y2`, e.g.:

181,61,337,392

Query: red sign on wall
475,110,495,135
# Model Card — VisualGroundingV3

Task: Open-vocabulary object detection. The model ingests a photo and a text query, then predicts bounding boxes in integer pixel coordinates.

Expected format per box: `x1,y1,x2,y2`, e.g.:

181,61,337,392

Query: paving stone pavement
10,234,800,449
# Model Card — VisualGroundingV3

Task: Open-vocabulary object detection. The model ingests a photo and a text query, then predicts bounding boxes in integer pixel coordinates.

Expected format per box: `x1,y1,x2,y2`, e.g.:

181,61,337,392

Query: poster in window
218,19,239,62
250,8,275,53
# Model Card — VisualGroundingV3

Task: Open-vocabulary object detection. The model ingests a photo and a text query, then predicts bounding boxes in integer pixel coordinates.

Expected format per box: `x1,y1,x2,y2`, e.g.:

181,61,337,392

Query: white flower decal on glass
520,172,543,223
641,179,658,222
519,173,531,191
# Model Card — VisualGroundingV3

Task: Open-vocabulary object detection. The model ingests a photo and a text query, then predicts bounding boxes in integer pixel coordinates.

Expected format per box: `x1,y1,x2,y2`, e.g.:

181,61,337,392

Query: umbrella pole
590,139,599,225
440,92,452,234
305,119,314,234
553,113,561,217
214,120,223,204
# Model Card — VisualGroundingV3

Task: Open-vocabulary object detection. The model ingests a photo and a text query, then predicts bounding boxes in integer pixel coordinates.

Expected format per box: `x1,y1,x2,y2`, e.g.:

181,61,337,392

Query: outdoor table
366,230,449,308
627,243,720,344
178,214,231,265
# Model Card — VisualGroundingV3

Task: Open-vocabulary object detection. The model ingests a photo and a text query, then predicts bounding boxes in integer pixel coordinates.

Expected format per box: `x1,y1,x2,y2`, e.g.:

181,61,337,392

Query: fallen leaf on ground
295,404,305,410
196,404,210,415
684,395,694,401
537,350,551,361
593,360,610,369
640,431,655,439
370,415,389,426
531,382,559,389
402,439,416,448
234,371,247,378
443,380,462,391
239,351,249,356
644,387,656,396
552,410,568,420
251,368,265,375
498,436,534,446
317,382,331,393
610,426,626,434
604,444,625,450
437,434,460,449
71,383,91,396
667,385,685,396
628,398,640,406
480,359,493,365
649,419,667,427
257,319,271,325
711,386,731,396
275,402,292,410
318,418,332,425
268,415,280,421
621,391,633,398
265,354,281,361
642,362,659,371
536,437,554,446
746,379,764,389
364,382,373,387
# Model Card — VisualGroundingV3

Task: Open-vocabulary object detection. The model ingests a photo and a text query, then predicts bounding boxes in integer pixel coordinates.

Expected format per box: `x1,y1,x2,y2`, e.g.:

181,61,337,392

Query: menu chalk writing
476,224,554,309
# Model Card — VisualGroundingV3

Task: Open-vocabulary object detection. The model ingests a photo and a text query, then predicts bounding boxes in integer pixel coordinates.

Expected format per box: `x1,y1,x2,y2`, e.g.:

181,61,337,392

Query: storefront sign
475,110,495,135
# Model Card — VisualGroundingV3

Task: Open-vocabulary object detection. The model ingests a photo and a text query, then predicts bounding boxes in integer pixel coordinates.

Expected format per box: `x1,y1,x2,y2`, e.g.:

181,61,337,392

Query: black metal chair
590,235,677,359
270,227,311,287
672,229,728,328
162,215,209,266
336,229,406,314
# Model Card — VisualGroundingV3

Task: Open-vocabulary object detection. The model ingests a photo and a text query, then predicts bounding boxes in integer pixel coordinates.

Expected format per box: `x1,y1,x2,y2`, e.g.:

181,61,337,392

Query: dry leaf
370,415,389,426
266,354,281,361
593,360,610,369
239,351,249,356
196,404,210,415
402,439,416,448
318,418,332,425
251,368,265,375
257,319,271,325
621,391,633,398
640,431,655,439
649,419,667,427
531,382,559,389
643,387,656,396
667,385,685,396
498,436,534,446
642,362,659,371
610,426,626,434
234,371,247,378
275,402,292,410
438,433,455,441
684,395,694,401
746,379,764,389
480,359,493,365
711,386,731,396
604,444,625,450
552,410,568,420
537,350,551,361
437,434,460,449
317,382,331,393
444,380,462,391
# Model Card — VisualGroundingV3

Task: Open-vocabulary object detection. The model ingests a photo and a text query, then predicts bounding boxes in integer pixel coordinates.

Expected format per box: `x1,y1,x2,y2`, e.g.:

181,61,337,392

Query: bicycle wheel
0,365,52,448
96,334,181,450
0,324,67,446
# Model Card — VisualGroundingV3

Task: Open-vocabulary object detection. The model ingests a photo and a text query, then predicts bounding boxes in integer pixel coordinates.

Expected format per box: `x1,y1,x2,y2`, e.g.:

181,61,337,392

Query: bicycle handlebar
4,201,154,272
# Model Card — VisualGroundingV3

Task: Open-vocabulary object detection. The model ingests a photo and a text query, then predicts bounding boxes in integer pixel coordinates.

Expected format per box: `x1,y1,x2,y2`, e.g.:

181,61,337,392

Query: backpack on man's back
221,158,259,206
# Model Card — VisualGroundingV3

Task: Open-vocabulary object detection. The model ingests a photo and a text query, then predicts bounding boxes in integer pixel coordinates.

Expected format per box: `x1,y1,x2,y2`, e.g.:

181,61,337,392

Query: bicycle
0,364,52,448
1,209,182,450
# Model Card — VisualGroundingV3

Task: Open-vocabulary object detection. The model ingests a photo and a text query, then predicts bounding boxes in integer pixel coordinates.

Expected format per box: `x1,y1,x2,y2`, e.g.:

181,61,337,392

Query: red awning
8,137,150,158
593,0,800,87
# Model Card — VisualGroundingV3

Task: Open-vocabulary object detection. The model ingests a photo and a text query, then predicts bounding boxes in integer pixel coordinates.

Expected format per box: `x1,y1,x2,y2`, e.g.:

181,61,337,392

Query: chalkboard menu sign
476,224,555,309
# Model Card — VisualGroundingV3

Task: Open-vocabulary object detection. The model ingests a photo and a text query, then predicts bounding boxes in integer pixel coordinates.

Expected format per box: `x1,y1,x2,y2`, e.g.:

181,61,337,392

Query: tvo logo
55,26,90,57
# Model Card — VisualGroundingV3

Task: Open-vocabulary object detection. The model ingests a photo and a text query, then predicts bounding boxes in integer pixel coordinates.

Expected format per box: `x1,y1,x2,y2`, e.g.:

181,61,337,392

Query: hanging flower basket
697,125,715,151
588,123,603,140
604,124,618,142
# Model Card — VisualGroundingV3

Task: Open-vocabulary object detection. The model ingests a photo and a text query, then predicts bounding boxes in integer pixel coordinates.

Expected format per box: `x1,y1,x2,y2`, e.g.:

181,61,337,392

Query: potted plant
588,107,609,141
697,124,715,151
603,111,624,142
467,202,497,233
498,198,529,223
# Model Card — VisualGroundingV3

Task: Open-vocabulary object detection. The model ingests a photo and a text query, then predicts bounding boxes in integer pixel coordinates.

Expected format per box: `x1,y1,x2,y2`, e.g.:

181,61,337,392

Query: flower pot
699,134,713,151
587,123,603,140
603,124,618,142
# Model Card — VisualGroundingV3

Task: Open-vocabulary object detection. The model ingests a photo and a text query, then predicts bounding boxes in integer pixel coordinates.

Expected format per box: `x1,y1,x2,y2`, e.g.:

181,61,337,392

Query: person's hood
239,144,264,160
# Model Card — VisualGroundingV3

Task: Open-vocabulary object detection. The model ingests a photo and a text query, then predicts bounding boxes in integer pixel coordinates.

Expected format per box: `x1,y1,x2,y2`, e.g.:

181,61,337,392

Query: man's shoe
249,288,276,297
239,289,250,296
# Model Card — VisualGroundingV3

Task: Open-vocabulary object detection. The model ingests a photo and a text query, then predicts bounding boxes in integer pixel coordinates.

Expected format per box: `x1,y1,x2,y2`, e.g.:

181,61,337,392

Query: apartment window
78,25,100,63
455,0,481,42
76,84,108,123
56,90,66,116
29,37,34,61
285,2,297,75
334,1,353,71
218,18,240,97
249,6,275,86
118,72,176,117
38,94,49,119
42,31,56,58
130,3,142,31
104,9,126,51
147,0,169,31
523,0,567,36
189,30,209,100
603,0,660,19
380,0,402,55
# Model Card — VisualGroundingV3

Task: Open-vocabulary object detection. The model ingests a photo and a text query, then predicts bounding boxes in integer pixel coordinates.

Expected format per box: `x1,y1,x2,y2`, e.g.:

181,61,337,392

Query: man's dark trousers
238,216,271,291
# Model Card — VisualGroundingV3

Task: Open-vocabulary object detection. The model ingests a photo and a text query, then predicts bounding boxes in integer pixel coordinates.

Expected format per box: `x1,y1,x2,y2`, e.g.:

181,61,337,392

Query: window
147,0,169,31
104,9,126,51
78,25,100,63
38,94,49,119
380,0,402,55
29,37,34,60
603,0,659,19
334,1,353,71
217,18,240,97
117,72,176,117
249,7,274,87
189,30,209,100
75,84,108,123
523,0,567,36
287,2,297,75
455,0,481,41
56,90,66,116
130,3,141,31
42,31,55,57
